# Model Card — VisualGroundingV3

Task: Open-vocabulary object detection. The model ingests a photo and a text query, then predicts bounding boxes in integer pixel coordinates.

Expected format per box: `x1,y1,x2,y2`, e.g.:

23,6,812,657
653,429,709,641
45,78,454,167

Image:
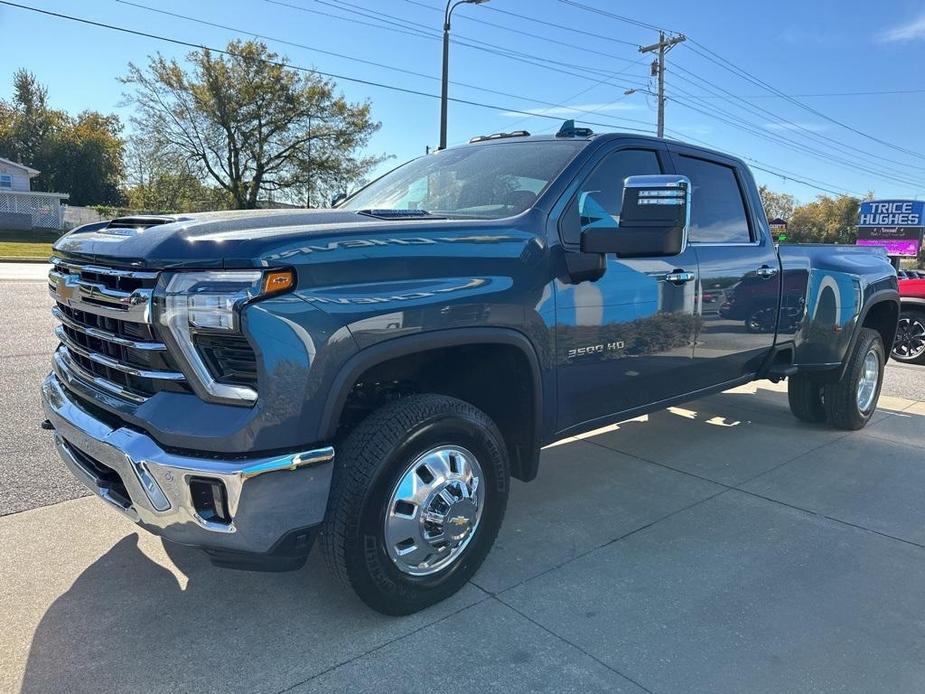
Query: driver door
553,143,700,433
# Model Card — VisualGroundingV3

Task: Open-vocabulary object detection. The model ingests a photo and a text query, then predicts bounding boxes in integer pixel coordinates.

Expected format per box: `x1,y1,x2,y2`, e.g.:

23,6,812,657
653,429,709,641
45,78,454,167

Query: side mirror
580,174,690,258
331,192,348,207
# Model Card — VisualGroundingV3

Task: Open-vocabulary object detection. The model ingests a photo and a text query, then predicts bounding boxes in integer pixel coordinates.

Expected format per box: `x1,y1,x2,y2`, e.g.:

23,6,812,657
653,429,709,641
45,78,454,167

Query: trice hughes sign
856,200,924,257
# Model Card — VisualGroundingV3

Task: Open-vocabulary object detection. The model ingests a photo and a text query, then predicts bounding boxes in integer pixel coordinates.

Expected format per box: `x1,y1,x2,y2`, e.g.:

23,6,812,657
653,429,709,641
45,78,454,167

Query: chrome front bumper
41,374,335,558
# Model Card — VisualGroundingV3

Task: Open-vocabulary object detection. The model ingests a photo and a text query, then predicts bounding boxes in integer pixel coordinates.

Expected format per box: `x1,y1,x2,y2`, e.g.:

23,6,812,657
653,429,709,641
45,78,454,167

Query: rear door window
674,155,752,243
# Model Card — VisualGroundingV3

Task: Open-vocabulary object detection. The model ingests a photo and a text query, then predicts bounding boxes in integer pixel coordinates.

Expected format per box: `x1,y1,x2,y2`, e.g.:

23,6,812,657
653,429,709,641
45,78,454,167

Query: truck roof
463,130,743,168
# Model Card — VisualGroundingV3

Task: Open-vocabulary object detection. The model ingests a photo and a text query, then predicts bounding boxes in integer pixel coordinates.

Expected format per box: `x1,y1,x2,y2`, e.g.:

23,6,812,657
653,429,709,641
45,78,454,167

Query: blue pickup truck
42,125,899,614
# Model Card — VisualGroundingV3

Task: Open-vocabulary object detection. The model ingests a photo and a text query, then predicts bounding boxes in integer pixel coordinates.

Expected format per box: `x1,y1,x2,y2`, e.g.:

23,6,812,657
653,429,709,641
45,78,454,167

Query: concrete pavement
2,384,925,693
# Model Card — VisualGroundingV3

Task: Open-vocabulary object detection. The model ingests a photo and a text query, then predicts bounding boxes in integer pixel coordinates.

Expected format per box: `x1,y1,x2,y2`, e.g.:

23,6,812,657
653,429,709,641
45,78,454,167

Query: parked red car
894,277,925,364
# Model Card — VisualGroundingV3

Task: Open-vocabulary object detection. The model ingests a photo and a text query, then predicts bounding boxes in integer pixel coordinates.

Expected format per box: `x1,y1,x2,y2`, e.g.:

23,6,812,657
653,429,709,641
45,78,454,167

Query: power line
668,64,925,178
402,0,640,49
263,0,659,127
557,0,681,35
556,0,925,167
664,128,860,197
684,39,925,161
667,86,925,189
460,0,889,194
401,0,640,63
0,0,656,136
501,54,652,131
682,88,925,99
666,86,925,190
483,1,644,48
264,0,652,87
8,0,915,195
747,165,859,197
114,0,652,129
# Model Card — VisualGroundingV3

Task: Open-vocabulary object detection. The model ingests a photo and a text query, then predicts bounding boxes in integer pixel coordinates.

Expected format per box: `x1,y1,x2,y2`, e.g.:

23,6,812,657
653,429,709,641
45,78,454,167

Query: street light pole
439,0,489,150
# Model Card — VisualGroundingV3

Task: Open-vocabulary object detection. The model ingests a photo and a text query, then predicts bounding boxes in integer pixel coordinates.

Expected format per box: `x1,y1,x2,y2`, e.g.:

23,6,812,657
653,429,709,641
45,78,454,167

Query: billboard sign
769,217,788,241
857,200,924,257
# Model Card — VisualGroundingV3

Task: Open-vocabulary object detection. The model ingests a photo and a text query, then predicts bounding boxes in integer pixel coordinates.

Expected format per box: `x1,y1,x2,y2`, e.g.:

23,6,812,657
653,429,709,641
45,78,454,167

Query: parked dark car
42,127,899,614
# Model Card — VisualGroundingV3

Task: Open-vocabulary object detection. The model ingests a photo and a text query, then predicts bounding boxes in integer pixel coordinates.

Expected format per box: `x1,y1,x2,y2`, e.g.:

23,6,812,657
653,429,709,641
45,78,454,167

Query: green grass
0,240,53,260
0,229,60,261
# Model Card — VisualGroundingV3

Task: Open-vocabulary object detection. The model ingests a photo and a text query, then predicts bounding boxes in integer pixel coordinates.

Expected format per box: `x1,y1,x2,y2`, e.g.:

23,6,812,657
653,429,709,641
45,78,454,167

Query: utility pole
639,32,686,138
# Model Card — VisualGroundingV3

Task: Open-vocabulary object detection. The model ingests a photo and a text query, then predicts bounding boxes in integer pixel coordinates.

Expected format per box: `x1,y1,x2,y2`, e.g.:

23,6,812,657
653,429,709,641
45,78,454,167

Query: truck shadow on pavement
19,533,479,694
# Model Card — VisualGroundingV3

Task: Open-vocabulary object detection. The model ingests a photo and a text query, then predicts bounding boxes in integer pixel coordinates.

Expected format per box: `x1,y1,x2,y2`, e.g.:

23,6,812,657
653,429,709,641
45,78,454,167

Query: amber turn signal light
262,270,295,295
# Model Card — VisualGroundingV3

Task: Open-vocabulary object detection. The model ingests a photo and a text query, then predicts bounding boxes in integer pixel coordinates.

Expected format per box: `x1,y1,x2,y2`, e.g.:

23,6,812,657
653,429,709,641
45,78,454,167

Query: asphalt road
0,266,922,516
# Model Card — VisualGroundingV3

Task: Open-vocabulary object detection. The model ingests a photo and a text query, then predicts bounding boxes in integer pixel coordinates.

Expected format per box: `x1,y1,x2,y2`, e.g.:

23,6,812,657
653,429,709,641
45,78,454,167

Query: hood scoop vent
103,216,178,234
107,216,176,229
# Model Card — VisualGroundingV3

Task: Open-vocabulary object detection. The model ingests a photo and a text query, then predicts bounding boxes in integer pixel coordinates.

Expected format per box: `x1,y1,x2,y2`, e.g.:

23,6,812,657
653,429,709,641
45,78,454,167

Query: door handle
664,270,695,285
756,265,779,279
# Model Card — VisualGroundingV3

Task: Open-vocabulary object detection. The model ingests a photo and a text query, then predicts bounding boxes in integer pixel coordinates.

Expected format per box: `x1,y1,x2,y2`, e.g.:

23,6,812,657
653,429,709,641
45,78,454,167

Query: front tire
823,328,885,430
321,394,509,615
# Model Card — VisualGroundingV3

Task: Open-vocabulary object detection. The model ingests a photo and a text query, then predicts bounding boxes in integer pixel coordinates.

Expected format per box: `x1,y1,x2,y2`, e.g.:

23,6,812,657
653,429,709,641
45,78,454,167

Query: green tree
0,69,64,192
758,184,796,222
0,69,125,205
54,111,125,205
122,40,385,209
789,195,862,244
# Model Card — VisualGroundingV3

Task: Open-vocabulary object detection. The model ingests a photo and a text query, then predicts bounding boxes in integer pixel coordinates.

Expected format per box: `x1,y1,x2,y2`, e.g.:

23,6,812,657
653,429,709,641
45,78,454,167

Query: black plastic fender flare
318,327,545,480
837,289,900,381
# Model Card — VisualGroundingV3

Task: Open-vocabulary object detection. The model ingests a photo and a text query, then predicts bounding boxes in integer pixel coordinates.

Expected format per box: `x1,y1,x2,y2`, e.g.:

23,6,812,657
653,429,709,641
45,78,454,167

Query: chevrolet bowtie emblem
449,515,469,527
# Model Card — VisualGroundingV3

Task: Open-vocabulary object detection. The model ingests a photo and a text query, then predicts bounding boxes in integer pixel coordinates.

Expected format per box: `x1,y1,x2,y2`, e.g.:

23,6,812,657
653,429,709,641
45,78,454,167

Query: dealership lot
2,269,924,693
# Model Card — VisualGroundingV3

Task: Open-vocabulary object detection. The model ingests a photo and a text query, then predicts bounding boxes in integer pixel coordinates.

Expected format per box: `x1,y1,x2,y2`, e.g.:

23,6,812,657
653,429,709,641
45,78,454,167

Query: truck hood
52,209,413,269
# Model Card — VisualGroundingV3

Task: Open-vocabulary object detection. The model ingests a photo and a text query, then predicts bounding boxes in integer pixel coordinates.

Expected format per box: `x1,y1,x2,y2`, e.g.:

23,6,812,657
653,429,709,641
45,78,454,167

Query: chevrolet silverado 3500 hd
43,126,899,614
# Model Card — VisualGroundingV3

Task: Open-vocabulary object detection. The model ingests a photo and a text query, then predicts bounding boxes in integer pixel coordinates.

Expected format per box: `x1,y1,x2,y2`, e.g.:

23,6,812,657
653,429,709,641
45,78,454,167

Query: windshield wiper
356,208,445,220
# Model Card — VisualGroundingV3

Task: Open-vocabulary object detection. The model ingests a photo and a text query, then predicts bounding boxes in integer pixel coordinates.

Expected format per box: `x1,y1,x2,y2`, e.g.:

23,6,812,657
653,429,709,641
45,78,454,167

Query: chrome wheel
856,349,880,413
384,446,483,577
892,314,925,361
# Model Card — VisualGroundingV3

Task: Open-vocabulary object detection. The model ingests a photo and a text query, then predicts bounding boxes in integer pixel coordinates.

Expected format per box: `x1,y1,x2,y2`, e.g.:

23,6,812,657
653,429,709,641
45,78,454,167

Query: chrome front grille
49,257,190,403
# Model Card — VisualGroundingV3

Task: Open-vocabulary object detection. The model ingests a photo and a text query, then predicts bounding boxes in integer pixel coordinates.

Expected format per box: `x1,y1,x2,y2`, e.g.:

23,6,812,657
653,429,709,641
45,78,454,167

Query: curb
0,257,50,263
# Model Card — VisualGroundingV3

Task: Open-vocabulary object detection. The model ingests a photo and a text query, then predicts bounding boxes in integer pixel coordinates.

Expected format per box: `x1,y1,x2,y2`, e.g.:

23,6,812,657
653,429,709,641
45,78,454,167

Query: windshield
341,141,584,219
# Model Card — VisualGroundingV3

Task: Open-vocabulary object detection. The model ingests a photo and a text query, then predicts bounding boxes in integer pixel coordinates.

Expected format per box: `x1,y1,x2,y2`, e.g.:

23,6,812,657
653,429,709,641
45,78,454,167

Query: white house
0,156,69,230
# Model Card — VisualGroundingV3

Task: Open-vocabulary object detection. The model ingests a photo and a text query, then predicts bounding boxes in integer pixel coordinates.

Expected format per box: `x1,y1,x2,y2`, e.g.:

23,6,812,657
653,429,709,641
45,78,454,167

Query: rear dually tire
824,328,885,431
787,373,827,424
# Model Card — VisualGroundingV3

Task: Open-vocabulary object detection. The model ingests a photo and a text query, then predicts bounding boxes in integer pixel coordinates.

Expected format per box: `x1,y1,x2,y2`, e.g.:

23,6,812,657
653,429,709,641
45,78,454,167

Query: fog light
189,477,230,523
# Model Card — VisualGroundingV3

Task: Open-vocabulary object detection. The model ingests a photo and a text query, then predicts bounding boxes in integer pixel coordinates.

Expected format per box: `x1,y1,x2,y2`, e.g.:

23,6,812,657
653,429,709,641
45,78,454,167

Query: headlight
159,269,294,404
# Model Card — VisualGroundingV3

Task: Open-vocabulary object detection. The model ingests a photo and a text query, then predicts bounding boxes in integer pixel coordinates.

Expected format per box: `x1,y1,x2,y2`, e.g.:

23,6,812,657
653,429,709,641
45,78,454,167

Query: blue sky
2,0,925,203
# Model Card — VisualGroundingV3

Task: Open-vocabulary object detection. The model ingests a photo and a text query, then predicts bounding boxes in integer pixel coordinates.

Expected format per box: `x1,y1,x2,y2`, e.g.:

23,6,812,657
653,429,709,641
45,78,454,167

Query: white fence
0,191,68,229
62,205,104,229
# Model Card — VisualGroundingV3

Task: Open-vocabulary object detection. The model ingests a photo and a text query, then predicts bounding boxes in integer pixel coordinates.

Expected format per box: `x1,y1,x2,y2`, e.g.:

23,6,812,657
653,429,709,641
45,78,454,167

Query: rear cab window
672,154,753,244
